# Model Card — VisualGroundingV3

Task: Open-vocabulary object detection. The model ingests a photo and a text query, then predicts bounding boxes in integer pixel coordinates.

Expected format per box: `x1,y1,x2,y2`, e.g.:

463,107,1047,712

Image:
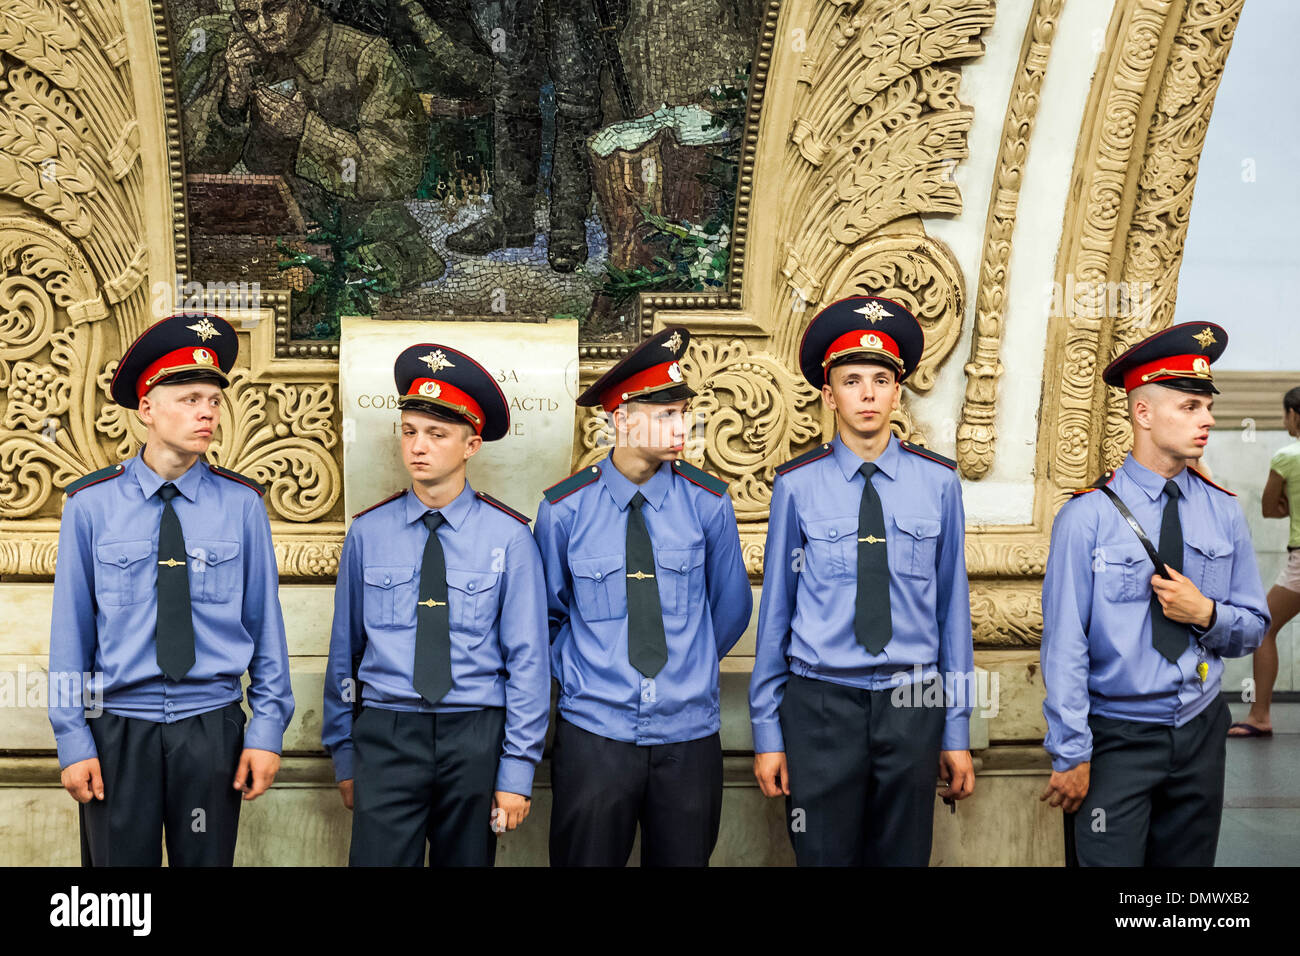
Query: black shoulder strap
1097,485,1169,579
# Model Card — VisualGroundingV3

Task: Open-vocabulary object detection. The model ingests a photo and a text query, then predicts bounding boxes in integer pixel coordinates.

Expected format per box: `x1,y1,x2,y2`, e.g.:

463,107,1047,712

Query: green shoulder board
543,464,601,504
208,464,266,496
352,489,406,520
66,463,125,497
775,443,833,476
900,441,957,470
672,460,727,496
477,491,530,523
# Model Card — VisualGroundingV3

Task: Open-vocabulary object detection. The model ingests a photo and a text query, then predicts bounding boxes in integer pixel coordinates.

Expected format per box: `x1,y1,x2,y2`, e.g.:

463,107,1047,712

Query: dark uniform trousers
780,673,945,866
549,718,724,867
80,699,246,866
350,705,506,867
1068,695,1230,866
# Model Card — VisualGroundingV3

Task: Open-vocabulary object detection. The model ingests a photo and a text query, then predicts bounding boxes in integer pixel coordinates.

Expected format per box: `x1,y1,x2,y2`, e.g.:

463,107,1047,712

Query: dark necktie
414,511,452,703
626,492,668,677
855,462,892,654
1151,479,1188,662
155,482,195,681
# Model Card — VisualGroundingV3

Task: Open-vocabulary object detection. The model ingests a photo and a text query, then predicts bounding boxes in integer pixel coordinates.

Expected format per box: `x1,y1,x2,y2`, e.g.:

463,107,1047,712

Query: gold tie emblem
418,598,447,608
1196,661,1209,682
627,570,655,580
858,535,884,544
158,558,185,567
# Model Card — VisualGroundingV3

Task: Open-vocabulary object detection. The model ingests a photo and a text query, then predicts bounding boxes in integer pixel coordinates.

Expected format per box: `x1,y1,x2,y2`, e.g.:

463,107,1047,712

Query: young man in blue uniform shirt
749,296,976,866
49,312,295,866
1040,322,1269,866
322,343,549,866
534,326,752,866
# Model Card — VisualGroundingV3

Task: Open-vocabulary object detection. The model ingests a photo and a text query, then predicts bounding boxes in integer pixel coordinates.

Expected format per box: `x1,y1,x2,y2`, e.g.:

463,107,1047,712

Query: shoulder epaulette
352,488,406,519
477,491,530,524
775,443,832,476
66,463,125,497
672,459,727,496
900,441,957,470
208,463,266,496
544,464,601,504
1187,466,1236,497
1070,471,1114,497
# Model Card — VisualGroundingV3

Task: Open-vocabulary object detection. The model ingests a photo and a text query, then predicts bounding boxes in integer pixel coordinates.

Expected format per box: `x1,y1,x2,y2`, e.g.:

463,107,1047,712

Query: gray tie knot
158,483,179,502
630,492,646,511
859,462,878,481
422,511,445,531
1164,479,1180,500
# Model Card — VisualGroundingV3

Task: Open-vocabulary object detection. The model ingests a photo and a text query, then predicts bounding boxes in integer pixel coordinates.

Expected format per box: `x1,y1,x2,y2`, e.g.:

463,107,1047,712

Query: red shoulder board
544,465,601,504
1187,466,1235,496
899,441,957,470
477,491,530,524
1071,471,1115,496
775,443,832,476
352,489,407,519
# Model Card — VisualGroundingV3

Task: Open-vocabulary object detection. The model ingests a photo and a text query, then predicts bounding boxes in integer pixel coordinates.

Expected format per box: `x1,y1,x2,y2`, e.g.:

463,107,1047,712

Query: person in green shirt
1230,385,1300,738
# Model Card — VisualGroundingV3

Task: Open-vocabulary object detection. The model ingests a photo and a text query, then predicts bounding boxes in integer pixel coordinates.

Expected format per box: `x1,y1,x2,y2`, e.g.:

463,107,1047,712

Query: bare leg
1229,584,1300,734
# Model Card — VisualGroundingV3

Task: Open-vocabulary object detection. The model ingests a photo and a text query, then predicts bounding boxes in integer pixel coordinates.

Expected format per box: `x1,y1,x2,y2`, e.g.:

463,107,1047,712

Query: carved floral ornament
0,1,1247,647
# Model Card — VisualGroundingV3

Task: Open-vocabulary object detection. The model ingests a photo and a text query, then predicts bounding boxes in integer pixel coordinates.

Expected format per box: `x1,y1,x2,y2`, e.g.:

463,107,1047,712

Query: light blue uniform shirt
1041,454,1270,772
533,458,752,746
321,481,550,795
48,454,295,768
749,433,974,753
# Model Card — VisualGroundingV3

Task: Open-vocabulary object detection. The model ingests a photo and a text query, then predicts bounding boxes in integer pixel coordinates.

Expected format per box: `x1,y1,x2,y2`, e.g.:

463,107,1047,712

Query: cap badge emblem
421,350,454,373
187,318,219,342
855,300,891,323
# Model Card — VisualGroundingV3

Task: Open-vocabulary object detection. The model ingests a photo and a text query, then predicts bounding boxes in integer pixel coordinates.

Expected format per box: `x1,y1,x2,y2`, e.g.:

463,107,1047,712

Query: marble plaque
340,318,579,524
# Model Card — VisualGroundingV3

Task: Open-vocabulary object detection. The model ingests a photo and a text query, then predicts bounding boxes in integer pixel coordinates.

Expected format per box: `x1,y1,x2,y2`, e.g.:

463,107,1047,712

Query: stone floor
1220,699,1300,865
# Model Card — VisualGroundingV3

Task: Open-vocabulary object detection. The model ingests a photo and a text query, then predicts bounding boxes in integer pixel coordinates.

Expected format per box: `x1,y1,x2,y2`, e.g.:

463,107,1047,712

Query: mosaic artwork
172,0,763,341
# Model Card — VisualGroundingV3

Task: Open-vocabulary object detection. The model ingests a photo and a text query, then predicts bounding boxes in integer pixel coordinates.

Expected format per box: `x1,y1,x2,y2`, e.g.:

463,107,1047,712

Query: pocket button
383,576,391,586
595,572,603,580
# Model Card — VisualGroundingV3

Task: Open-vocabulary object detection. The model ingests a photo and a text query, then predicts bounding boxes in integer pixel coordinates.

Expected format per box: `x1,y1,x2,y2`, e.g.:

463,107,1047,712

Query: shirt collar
404,479,475,531
832,432,900,482
1119,453,1192,501
131,450,205,503
600,455,672,511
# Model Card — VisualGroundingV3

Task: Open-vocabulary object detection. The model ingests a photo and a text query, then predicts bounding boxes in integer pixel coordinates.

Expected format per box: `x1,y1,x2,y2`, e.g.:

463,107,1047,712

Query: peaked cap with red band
576,326,694,412
394,343,510,441
798,295,925,390
110,312,238,409
1102,322,1227,395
